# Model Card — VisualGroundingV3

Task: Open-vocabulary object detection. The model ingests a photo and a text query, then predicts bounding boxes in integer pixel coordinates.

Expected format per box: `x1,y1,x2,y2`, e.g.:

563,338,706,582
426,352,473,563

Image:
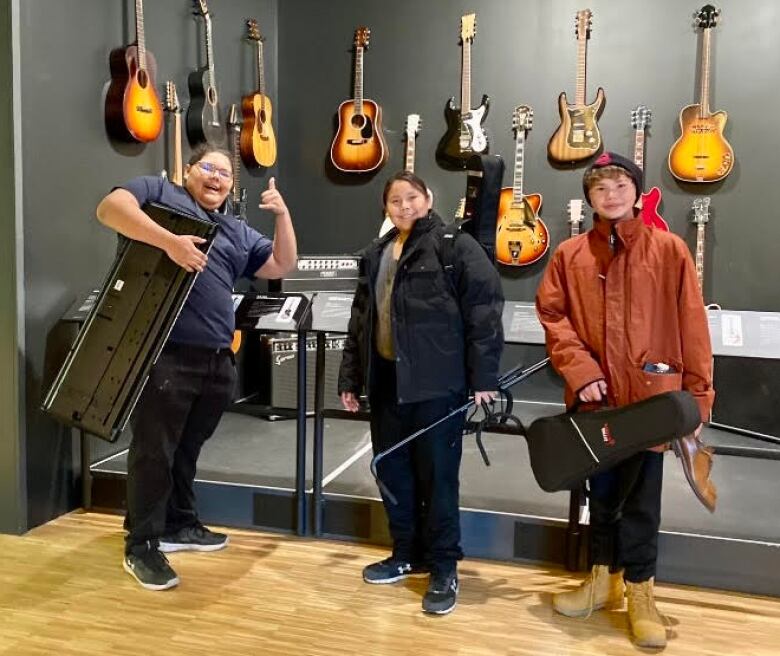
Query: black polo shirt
120,176,272,348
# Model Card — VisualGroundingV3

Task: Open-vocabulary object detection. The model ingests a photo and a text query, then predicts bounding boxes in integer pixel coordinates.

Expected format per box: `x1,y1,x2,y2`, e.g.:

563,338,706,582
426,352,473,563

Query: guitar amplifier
254,333,345,411
267,255,360,293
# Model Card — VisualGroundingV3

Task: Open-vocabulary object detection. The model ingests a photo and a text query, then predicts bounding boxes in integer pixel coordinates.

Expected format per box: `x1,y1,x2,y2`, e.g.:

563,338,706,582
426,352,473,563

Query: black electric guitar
187,0,225,146
436,13,489,170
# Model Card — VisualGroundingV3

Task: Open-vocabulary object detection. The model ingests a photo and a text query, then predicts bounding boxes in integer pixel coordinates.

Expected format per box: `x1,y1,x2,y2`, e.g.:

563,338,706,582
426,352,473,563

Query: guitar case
523,391,701,492
460,154,504,262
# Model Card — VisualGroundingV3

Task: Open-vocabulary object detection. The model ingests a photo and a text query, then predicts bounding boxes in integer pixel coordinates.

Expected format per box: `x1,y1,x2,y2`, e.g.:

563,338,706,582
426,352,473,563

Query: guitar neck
574,32,587,106
353,46,364,114
695,223,706,294
570,221,581,237
511,130,526,205
460,39,471,114
404,134,416,172
256,41,266,98
231,129,241,203
699,27,712,118
172,113,183,185
136,0,147,70
633,128,645,172
204,16,216,90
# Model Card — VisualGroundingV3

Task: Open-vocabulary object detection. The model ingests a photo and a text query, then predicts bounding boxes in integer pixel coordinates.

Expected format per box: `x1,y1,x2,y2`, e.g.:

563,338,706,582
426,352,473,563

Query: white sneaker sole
158,536,230,553
363,571,429,585
123,559,179,591
423,600,457,615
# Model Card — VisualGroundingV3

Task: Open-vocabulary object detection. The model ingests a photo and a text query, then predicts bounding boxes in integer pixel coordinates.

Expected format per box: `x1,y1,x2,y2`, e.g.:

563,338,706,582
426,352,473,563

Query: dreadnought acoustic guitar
436,13,489,170
187,0,225,146
330,27,388,173
240,19,277,168
631,105,668,231
547,9,604,163
496,105,549,266
163,81,183,186
105,0,163,143
668,5,733,182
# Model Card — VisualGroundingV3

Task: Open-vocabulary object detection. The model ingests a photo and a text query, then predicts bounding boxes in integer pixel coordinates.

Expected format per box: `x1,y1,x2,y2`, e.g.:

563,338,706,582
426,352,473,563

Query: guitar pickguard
462,106,488,153
566,107,600,149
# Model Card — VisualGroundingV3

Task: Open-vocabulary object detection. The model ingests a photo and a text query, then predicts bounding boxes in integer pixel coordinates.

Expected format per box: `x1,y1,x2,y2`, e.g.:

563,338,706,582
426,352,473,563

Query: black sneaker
123,544,179,591
158,524,229,553
362,557,429,584
422,570,458,615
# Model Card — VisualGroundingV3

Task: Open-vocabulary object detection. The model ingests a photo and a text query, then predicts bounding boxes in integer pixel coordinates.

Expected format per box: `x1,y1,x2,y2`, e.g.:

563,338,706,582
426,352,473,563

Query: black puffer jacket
337,211,504,404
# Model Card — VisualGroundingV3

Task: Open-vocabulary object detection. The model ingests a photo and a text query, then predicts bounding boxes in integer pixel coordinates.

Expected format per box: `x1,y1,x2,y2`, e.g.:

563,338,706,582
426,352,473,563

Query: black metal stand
79,428,92,510
294,330,307,536
313,332,326,536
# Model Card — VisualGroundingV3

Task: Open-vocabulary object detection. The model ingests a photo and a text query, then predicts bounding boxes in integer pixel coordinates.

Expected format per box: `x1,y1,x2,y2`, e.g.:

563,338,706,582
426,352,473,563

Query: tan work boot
626,578,667,648
553,565,625,617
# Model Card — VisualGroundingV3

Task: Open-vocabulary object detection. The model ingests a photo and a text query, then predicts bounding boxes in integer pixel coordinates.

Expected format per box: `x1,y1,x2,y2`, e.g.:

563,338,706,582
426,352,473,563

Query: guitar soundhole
137,69,149,89
350,113,366,130
207,87,218,106
258,109,267,124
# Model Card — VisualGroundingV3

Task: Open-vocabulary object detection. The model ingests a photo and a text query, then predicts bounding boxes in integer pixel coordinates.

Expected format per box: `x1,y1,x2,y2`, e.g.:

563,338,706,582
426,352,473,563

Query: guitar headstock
246,18,263,42
568,199,584,224
354,26,370,49
193,0,210,19
460,13,476,44
692,197,711,224
631,105,652,131
405,114,421,139
164,81,180,113
696,5,720,29
575,9,593,40
455,197,466,220
512,105,533,133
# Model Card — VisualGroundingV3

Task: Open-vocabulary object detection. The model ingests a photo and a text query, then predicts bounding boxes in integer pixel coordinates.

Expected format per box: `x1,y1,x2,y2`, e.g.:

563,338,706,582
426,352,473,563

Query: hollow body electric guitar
105,0,163,143
496,105,549,266
547,9,604,163
330,27,388,173
631,105,668,231
240,19,277,168
163,81,183,186
436,13,489,170
187,0,225,146
668,5,733,182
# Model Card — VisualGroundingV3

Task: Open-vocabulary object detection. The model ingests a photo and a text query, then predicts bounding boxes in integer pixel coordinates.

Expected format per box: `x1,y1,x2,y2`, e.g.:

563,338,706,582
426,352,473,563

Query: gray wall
0,0,25,534
16,0,279,529
278,0,779,310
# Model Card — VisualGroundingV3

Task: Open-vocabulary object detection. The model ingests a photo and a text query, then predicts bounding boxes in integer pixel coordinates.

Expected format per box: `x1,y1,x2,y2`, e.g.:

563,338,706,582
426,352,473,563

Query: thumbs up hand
259,177,289,217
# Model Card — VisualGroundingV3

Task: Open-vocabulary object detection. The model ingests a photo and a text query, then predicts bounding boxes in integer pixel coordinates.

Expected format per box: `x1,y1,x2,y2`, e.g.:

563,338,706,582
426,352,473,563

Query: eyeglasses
196,161,232,179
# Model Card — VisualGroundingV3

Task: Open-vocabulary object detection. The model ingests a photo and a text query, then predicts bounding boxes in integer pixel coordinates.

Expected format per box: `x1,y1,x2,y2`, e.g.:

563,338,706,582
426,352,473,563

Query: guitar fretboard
699,26,713,118
575,28,588,106
461,38,472,116
633,127,645,172
695,223,706,293
353,47,364,115
204,15,216,95
136,0,146,71
511,129,526,206
256,40,267,105
404,133,416,172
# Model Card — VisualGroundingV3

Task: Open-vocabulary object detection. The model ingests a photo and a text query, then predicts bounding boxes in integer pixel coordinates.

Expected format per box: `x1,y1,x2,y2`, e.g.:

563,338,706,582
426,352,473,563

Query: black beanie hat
582,152,643,206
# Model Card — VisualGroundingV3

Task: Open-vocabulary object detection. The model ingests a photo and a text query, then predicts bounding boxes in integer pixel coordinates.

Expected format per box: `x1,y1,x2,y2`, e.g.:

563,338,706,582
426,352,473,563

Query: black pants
124,342,236,554
588,450,664,582
369,356,466,576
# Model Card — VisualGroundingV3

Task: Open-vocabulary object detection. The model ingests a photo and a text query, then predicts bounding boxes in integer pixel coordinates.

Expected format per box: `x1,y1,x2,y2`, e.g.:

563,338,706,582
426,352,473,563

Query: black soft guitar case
525,391,701,492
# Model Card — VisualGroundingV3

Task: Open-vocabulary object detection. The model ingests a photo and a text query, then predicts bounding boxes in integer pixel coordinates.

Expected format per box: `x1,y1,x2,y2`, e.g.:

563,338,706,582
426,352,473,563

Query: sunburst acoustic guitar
547,9,604,164
105,0,163,143
668,5,733,182
330,27,388,173
496,105,549,266
240,19,277,168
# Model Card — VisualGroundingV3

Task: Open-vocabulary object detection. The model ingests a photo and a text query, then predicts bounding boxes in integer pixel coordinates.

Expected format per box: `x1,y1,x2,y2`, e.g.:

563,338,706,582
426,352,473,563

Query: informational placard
708,309,780,359
502,301,546,345
234,292,311,331
310,292,354,333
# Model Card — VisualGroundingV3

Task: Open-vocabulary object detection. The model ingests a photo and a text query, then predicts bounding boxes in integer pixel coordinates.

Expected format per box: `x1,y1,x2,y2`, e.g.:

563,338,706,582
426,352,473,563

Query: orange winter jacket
536,216,714,422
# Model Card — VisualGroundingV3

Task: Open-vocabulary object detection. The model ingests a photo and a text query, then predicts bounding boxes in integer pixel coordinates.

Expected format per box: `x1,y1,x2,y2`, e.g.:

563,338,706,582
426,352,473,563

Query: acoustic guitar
187,0,225,146
240,19,277,168
496,105,549,266
547,9,605,163
631,105,668,231
330,27,388,173
105,0,163,143
668,5,733,182
436,13,490,170
163,81,183,186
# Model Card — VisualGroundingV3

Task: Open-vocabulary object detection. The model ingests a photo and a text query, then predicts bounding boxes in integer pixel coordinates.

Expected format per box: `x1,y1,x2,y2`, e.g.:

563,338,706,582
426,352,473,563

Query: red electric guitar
631,105,668,231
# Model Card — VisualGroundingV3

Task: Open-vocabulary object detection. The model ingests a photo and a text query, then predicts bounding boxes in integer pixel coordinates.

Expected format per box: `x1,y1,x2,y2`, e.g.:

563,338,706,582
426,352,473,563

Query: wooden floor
0,513,778,655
